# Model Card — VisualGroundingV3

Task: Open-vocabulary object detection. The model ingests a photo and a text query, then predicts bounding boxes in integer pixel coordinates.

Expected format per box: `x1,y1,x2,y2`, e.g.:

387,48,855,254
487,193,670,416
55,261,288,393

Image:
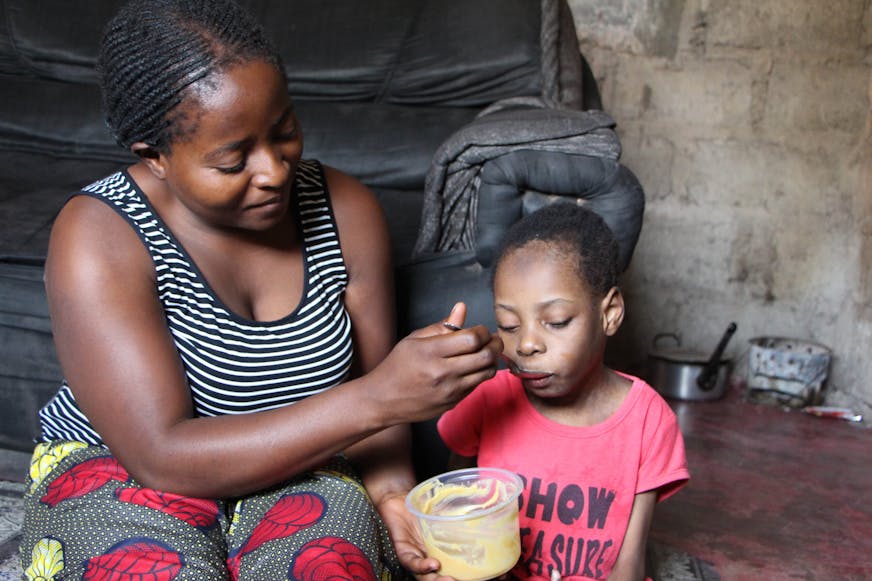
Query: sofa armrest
413,103,645,272
474,149,645,271
398,105,645,335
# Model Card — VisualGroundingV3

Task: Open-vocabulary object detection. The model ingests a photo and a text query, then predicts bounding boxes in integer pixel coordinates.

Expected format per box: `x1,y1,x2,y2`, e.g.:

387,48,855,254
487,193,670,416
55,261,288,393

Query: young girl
437,203,689,581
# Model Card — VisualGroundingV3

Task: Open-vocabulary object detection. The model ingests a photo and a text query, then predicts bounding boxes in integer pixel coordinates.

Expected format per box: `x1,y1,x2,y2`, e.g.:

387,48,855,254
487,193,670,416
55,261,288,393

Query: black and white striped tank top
38,159,353,446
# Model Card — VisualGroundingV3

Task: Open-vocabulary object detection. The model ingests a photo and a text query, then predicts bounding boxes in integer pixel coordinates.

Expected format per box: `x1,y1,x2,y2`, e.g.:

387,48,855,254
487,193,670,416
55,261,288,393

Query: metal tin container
747,336,831,407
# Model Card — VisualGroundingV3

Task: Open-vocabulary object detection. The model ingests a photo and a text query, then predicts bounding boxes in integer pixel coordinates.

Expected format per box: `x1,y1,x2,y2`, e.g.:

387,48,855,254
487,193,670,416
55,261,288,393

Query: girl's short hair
495,202,620,296
98,0,285,151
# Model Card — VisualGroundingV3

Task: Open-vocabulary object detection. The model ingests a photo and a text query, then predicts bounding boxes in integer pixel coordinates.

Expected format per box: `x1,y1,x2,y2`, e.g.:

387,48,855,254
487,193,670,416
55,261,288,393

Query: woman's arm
606,491,657,581
330,166,469,501
328,166,487,579
325,165,415,500
45,178,500,499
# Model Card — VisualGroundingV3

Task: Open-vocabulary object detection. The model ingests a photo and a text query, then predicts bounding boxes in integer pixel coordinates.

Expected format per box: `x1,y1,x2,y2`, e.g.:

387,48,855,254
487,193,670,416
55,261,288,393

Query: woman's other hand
376,494,459,581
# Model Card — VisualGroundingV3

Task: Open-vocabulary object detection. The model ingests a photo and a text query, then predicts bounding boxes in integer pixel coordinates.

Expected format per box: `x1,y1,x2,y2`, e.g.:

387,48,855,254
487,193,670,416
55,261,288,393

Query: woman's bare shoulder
320,164,390,261
46,192,155,292
321,164,382,214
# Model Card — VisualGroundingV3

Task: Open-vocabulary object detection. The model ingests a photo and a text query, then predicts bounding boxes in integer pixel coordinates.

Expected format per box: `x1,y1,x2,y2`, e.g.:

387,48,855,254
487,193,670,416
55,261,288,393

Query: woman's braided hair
98,0,285,152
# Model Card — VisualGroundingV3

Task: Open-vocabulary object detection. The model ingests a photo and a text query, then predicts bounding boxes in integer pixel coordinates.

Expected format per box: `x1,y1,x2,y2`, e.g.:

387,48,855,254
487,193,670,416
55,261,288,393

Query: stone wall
567,0,872,418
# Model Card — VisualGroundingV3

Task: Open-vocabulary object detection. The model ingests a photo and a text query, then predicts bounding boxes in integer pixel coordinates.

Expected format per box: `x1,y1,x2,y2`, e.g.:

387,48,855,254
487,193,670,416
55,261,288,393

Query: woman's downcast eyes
213,127,298,175
217,161,246,174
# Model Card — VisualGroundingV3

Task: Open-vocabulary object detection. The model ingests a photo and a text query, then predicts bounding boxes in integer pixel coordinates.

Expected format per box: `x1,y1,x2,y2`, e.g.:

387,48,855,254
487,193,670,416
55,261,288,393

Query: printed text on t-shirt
517,474,618,579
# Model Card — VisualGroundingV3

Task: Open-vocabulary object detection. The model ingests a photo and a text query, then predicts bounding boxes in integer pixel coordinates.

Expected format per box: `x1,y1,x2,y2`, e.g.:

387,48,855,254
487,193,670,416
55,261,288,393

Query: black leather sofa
0,0,645,474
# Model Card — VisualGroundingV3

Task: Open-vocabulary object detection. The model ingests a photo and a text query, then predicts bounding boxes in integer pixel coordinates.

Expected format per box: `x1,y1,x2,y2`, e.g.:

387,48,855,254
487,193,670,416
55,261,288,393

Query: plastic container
405,467,523,581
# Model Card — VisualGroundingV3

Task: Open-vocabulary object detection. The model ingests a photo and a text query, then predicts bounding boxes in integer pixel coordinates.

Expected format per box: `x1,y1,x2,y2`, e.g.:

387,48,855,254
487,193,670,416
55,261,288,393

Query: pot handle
652,332,681,349
696,322,738,391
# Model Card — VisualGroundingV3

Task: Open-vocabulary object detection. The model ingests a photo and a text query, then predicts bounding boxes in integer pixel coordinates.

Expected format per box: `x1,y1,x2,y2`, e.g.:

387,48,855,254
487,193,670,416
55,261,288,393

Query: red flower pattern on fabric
227,492,326,580
291,537,376,581
115,488,220,529
83,538,184,581
40,456,130,507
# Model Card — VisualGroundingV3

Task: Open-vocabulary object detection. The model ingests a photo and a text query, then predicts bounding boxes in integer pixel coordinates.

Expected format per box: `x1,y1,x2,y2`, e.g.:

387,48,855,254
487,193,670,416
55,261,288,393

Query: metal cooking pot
647,323,737,401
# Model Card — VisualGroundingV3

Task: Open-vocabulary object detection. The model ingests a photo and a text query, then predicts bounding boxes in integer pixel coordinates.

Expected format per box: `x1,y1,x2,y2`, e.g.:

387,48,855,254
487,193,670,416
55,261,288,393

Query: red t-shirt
437,371,689,581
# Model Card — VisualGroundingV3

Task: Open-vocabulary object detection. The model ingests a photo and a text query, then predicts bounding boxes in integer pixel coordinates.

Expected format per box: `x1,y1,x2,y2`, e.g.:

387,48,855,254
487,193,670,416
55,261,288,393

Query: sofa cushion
1,1,117,82
0,260,61,451
2,0,544,107
0,75,131,161
0,74,480,191
386,0,542,106
2,0,420,95
296,100,479,190
0,152,123,259
262,0,542,105
250,0,420,101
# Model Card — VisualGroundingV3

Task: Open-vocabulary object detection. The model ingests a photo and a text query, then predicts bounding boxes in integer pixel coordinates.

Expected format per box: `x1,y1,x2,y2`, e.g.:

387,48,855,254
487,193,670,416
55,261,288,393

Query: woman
20,1,501,579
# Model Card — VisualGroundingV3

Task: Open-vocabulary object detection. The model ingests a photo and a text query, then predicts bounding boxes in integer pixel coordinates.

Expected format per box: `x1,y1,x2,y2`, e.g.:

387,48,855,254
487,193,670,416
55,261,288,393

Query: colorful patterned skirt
20,441,408,581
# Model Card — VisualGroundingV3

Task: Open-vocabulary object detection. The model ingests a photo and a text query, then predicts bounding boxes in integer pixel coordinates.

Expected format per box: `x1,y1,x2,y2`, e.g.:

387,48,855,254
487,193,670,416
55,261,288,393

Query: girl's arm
607,490,657,581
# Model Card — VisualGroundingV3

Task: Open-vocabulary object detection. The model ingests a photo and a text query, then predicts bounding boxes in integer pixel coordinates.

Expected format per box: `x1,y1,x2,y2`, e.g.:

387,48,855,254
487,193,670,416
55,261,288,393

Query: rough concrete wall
567,0,872,418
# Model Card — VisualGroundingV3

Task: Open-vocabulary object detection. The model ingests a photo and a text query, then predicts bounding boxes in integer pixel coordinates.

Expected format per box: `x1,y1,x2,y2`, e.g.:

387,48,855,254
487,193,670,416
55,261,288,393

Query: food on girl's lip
514,369,551,381
501,354,550,380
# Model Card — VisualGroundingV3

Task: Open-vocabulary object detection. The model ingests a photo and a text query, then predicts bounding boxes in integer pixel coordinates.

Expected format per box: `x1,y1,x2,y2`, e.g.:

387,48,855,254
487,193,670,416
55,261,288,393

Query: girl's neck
528,367,632,428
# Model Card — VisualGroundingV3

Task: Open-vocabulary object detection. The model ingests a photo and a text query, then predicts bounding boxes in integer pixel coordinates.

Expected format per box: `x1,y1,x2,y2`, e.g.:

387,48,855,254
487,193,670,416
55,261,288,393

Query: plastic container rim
748,336,831,354
405,467,523,522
